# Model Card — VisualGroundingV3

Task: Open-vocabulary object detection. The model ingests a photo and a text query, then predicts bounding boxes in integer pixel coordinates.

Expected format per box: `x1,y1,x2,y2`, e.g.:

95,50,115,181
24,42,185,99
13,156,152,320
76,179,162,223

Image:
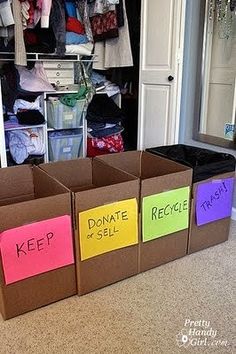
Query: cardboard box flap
141,169,193,198
39,159,93,189
33,167,70,198
0,194,71,233
0,165,34,203
95,151,141,177
75,179,140,212
92,159,138,187
141,152,192,179
0,195,35,207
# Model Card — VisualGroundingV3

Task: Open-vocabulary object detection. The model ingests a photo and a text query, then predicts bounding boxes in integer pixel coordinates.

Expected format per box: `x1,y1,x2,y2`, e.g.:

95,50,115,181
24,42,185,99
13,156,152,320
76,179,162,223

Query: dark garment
16,94,42,102
1,64,20,112
1,61,44,113
0,38,14,52
230,0,236,11
116,0,124,27
50,0,66,55
86,94,125,124
17,110,45,125
24,24,56,53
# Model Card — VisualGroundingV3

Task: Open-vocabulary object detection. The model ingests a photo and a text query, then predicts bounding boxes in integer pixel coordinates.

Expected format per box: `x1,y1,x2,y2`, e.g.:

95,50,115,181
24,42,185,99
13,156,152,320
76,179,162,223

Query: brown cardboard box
40,158,140,295
188,171,235,254
0,165,76,320
96,151,193,272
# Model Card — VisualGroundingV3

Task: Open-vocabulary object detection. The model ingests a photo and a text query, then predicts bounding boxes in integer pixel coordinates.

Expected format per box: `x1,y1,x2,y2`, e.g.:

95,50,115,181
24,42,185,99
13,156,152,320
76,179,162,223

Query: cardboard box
96,151,193,272
146,144,235,254
0,165,76,320
40,158,140,295
188,171,235,253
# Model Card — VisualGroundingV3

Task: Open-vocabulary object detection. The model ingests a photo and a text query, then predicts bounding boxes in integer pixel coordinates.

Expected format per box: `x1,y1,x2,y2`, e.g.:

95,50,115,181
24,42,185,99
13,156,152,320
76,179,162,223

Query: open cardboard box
0,165,76,320
146,145,235,254
40,158,140,295
188,171,235,253
96,151,193,272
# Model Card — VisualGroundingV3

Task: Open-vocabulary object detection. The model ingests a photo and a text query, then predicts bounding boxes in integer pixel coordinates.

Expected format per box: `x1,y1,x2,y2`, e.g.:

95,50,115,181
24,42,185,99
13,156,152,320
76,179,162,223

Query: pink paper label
0,215,74,285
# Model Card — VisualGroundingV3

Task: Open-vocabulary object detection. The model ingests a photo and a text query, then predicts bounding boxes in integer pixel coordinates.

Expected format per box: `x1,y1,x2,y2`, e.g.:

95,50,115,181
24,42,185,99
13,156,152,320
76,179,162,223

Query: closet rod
0,52,97,62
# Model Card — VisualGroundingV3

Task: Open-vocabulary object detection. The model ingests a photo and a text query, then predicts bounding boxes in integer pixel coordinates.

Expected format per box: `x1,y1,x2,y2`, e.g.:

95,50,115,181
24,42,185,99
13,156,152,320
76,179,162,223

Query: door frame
137,0,187,150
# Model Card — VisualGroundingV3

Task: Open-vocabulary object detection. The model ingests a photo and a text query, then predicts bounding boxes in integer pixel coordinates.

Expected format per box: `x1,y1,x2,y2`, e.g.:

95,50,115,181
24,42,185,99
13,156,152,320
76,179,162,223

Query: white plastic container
47,99,85,129
48,130,83,161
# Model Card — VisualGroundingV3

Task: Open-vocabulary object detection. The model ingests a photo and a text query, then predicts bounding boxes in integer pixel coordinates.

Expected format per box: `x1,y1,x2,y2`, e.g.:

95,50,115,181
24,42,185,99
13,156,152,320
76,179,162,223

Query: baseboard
231,207,236,221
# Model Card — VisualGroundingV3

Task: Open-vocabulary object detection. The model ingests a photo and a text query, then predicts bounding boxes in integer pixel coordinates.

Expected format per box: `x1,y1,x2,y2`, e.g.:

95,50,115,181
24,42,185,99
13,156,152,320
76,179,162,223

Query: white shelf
0,52,96,62
47,126,83,132
5,124,46,132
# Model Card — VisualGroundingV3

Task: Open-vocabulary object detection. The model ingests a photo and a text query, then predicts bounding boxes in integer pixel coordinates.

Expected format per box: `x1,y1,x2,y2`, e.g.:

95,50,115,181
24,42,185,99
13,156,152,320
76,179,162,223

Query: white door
138,0,186,149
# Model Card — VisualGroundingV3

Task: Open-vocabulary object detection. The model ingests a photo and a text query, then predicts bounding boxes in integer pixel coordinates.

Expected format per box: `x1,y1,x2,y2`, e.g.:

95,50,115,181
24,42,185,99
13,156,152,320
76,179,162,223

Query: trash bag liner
147,144,235,183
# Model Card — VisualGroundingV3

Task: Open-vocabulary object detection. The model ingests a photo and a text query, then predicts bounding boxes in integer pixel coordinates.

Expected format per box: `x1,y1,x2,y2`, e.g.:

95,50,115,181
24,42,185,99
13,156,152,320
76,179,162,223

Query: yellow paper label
78,198,138,260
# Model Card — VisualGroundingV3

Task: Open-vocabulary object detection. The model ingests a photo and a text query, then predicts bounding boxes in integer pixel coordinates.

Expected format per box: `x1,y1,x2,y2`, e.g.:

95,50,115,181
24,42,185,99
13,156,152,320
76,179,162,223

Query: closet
0,0,186,168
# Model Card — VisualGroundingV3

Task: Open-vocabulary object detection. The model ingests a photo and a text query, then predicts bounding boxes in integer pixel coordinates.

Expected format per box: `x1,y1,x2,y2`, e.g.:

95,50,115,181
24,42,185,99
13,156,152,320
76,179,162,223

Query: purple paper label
196,177,235,226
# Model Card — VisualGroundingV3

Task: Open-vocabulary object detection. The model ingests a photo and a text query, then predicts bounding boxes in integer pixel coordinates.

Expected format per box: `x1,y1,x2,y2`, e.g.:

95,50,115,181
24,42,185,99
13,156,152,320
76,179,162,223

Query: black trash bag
147,144,236,183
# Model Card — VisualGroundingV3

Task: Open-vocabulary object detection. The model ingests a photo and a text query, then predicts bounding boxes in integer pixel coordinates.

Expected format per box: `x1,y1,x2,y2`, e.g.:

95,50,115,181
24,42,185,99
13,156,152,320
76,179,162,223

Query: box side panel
188,213,230,254
189,172,234,253
78,248,138,295
39,159,93,189
75,180,140,294
0,165,34,204
140,230,188,272
95,151,141,177
141,152,192,179
141,170,193,198
139,169,192,271
0,286,6,319
92,159,137,187
76,180,140,212
0,265,76,320
0,194,71,233
33,167,69,198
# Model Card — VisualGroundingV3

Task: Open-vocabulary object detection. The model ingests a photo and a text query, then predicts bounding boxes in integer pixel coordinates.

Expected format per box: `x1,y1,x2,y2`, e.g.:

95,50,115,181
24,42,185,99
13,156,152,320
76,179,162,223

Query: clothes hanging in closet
93,0,133,69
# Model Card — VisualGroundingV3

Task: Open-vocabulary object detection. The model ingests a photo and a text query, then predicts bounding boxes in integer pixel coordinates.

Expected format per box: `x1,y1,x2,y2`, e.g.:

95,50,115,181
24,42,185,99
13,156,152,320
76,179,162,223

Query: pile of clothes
2,61,54,112
6,127,45,165
86,93,124,156
2,61,53,164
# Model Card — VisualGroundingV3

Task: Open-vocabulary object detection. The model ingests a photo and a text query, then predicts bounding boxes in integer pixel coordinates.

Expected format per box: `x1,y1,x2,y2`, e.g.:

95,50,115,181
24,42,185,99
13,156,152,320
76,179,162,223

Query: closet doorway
93,0,186,152
138,0,186,150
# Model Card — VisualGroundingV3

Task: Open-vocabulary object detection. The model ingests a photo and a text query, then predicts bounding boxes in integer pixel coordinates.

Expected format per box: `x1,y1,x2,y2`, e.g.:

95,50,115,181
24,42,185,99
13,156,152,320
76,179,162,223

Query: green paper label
142,186,190,242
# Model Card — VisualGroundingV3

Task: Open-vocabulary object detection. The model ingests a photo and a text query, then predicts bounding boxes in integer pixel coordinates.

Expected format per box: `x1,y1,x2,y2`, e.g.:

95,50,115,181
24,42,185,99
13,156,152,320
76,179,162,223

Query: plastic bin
47,99,85,129
147,144,236,253
48,130,83,162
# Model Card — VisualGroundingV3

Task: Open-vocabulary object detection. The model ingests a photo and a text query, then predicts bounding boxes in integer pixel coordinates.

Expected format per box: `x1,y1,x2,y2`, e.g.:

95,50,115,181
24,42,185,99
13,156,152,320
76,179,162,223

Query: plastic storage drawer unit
47,99,85,129
48,130,83,162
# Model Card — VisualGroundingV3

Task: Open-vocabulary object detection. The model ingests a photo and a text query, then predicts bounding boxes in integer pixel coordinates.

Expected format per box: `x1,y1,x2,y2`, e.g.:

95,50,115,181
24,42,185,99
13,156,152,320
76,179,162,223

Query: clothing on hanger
93,0,133,69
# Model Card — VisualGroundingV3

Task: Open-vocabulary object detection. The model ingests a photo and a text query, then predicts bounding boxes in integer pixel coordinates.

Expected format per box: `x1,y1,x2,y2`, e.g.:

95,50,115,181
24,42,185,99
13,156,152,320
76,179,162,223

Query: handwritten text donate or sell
78,199,138,260
0,215,74,284
142,186,190,242
196,178,234,226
